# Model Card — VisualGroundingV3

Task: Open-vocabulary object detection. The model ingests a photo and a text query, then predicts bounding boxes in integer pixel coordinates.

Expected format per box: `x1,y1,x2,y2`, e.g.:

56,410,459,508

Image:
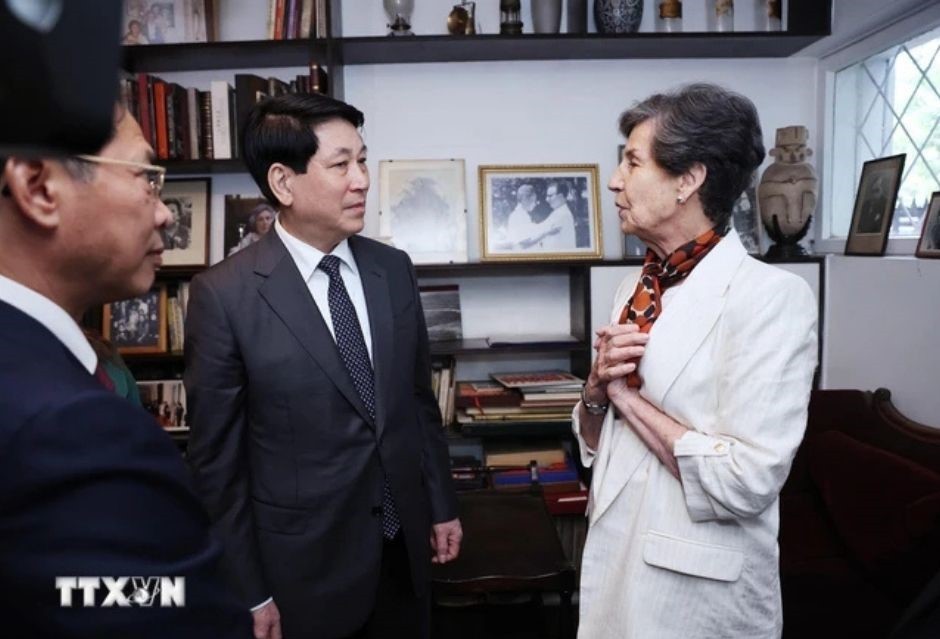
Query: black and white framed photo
915,191,940,258
224,195,276,258
102,285,168,354
160,178,210,268
731,186,761,254
379,159,468,264
845,154,905,256
479,164,602,261
137,379,188,431
418,285,463,342
122,0,210,45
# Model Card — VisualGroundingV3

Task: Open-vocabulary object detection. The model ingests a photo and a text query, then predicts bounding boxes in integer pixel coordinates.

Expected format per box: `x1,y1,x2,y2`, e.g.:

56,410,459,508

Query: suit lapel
350,236,394,442
640,231,747,407
254,231,375,427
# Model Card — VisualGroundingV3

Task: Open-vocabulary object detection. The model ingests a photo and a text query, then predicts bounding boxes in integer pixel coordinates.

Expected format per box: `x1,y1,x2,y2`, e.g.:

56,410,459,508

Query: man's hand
252,600,282,639
430,518,463,564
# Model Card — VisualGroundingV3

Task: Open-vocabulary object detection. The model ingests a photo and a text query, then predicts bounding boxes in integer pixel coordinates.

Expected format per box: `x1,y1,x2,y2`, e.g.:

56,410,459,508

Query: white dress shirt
275,219,374,362
0,273,96,374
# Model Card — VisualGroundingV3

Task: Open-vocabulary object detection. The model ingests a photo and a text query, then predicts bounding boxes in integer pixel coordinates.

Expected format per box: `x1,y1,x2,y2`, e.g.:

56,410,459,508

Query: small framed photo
845,154,906,256
122,0,210,46
731,186,761,254
419,285,463,342
137,379,188,431
479,164,603,262
915,191,940,258
103,286,168,354
160,178,210,268
379,159,468,264
224,195,277,258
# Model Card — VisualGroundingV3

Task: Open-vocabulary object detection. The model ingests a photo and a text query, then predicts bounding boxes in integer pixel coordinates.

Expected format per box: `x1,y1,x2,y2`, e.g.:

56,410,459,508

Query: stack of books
485,442,581,493
454,371,584,426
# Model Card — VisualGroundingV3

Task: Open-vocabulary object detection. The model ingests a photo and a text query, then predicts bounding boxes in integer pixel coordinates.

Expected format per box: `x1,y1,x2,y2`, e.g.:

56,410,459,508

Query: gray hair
618,83,764,228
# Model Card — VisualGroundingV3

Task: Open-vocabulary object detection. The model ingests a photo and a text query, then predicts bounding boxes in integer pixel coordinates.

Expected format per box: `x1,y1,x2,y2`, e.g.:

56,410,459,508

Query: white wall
344,57,818,259
823,256,940,426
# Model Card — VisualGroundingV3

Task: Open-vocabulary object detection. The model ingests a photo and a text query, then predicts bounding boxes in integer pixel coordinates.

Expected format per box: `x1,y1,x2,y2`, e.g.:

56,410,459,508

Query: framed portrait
730,186,761,254
479,164,603,262
137,379,188,431
617,145,645,257
160,178,210,268
845,154,905,256
915,191,940,258
224,195,277,258
379,159,468,264
418,285,463,342
102,285,168,354
122,0,210,46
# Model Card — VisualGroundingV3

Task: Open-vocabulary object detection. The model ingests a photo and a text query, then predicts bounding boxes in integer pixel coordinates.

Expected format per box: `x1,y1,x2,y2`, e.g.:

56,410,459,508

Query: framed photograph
122,0,210,45
731,186,761,254
103,286,168,354
224,195,277,258
160,178,210,268
479,164,603,261
418,285,463,342
845,154,906,256
379,159,468,264
915,191,940,258
137,379,188,431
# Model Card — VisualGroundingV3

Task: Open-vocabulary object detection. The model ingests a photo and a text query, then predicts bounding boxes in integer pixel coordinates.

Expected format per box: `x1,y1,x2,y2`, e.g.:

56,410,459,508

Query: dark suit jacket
184,231,458,637
0,300,251,638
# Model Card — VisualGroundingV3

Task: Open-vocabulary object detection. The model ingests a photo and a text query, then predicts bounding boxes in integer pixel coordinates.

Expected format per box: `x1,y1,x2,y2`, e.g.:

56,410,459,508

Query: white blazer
574,232,817,639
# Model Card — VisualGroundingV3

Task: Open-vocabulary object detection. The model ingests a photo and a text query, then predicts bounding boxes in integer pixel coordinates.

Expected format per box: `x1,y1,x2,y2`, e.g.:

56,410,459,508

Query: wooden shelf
122,39,329,73
417,260,604,276
430,337,586,356
455,421,573,439
158,158,245,174
122,352,184,365
120,0,829,72
337,32,824,65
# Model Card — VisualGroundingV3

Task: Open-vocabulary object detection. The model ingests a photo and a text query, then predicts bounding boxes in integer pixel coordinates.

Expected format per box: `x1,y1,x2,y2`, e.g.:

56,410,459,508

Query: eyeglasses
76,154,166,199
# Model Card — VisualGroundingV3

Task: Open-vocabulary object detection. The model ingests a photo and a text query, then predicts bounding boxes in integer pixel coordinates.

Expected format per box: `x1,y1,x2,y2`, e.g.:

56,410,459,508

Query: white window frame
815,6,940,255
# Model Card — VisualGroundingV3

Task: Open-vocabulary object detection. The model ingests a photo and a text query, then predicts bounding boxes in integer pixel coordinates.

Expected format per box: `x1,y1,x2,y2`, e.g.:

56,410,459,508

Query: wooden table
432,490,577,638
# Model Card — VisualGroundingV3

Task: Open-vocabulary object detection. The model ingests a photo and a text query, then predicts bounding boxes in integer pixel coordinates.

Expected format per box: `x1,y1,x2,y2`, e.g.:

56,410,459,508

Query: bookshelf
109,0,832,476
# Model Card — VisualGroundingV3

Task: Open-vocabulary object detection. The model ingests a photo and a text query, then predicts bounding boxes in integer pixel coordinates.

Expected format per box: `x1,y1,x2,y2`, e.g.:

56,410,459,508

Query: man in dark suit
0,104,251,637
184,93,462,639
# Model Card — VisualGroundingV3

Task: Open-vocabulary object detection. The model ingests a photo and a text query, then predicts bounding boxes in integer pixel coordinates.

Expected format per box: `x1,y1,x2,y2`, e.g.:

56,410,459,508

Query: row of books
430,359,457,427
454,371,584,425
166,283,191,354
120,67,329,161
266,0,329,40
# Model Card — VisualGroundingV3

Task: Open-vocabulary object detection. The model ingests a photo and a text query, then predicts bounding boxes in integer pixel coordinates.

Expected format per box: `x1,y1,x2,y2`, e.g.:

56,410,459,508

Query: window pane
829,26,939,239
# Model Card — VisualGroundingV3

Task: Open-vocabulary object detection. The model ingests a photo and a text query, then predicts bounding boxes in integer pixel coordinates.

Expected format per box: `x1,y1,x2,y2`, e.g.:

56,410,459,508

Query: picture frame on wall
915,191,940,258
137,379,189,431
103,285,168,354
617,144,645,257
845,154,906,256
224,195,277,258
378,159,468,264
122,0,212,46
160,178,211,268
479,164,603,261
730,186,761,254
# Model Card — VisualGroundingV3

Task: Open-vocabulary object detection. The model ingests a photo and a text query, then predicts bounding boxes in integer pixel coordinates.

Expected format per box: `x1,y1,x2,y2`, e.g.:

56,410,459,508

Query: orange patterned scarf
618,227,726,387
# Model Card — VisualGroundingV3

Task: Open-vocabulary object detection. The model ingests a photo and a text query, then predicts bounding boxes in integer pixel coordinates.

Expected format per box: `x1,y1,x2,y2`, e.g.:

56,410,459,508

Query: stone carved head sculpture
757,125,818,257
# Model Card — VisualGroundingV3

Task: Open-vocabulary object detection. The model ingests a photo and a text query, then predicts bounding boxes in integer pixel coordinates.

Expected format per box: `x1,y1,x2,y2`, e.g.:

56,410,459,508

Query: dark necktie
318,255,400,539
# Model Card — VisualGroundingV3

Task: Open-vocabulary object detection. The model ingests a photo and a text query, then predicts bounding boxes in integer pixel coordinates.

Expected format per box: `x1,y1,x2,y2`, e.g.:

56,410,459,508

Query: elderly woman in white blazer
574,84,818,639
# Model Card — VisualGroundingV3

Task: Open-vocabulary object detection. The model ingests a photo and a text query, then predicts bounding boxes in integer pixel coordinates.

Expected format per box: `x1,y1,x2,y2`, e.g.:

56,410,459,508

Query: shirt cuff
673,429,732,457
251,596,273,612
571,404,599,466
